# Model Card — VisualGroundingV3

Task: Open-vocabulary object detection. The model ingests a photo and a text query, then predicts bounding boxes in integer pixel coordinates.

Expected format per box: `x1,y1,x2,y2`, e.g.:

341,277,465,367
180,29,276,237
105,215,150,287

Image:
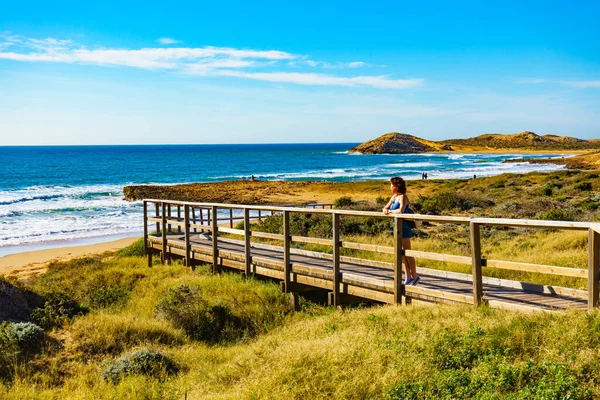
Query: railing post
167,204,172,233
588,228,600,309
212,206,219,274
393,216,404,304
192,207,197,233
283,210,291,292
161,202,168,264
177,205,182,233
154,202,160,234
229,208,233,228
184,205,192,269
244,208,252,277
331,212,341,306
470,221,483,305
259,209,262,221
143,200,152,267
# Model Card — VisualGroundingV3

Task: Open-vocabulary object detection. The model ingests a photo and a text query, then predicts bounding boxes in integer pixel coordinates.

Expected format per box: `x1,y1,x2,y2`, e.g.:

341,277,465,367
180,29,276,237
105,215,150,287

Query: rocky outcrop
349,133,436,154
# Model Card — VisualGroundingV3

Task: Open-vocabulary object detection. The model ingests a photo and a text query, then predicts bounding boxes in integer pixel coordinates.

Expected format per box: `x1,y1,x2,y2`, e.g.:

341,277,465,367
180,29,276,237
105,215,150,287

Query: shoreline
0,236,140,279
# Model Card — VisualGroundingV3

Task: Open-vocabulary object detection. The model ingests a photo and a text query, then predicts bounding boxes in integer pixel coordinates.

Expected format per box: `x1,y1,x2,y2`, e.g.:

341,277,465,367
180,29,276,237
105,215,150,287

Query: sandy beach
0,237,139,280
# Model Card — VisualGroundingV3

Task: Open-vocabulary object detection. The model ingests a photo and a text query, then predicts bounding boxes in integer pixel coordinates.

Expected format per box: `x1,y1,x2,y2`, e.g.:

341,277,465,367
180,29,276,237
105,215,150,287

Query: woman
382,176,419,285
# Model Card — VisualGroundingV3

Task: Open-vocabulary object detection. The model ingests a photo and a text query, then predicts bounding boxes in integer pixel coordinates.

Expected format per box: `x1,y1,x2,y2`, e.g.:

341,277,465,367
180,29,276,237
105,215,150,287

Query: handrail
143,199,600,309
143,198,598,229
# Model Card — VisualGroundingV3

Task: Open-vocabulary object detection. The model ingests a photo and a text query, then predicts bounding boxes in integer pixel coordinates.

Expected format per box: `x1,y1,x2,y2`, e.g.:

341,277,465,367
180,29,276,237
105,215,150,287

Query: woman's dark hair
390,176,407,194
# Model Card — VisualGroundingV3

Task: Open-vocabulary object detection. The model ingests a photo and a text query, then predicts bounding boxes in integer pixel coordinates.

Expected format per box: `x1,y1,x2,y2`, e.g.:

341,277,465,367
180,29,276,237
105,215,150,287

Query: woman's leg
403,238,417,278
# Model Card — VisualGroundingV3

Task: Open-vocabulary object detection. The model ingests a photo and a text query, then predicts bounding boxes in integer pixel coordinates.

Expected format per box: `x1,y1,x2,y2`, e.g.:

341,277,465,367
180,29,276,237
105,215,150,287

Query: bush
71,314,184,357
489,179,506,189
155,284,252,344
102,349,179,384
0,322,44,355
31,293,88,329
333,196,354,208
116,237,146,258
86,284,131,309
417,192,459,214
536,208,580,222
375,196,388,206
574,182,593,191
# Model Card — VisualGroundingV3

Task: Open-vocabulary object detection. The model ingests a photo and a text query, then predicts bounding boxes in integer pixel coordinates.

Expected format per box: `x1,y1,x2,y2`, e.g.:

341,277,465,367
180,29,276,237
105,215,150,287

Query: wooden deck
148,232,588,312
143,199,600,313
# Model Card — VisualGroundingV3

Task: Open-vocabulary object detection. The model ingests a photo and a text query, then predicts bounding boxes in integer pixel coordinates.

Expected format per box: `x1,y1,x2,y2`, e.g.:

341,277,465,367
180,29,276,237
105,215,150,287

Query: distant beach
0,144,570,253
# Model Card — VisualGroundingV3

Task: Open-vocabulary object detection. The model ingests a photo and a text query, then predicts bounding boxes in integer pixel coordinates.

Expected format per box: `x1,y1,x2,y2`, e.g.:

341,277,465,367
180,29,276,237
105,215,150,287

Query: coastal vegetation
0,168,599,398
1,249,600,399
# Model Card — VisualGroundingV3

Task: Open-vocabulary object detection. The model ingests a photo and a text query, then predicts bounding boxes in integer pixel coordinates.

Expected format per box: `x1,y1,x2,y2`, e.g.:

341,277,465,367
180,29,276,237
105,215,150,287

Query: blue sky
1,0,599,145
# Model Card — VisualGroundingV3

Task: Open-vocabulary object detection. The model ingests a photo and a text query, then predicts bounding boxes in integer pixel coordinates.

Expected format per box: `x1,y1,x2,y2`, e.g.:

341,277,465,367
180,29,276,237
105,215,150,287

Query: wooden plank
244,208,252,277
404,250,471,265
189,224,212,231
405,285,474,304
471,217,590,230
212,206,219,274
342,241,394,254
470,221,483,305
292,236,333,246
589,229,600,309
485,259,587,278
219,227,245,236
332,213,341,306
252,231,284,241
184,205,191,269
393,216,403,304
283,210,291,292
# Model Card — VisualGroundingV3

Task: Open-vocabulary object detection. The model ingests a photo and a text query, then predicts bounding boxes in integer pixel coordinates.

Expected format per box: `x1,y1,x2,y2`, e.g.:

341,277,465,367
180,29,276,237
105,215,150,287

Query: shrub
375,196,388,206
536,208,580,222
71,314,184,357
116,237,146,258
86,284,131,309
0,322,44,355
333,196,354,208
418,192,459,215
155,284,252,344
489,179,506,189
101,349,178,384
31,293,88,329
574,182,593,191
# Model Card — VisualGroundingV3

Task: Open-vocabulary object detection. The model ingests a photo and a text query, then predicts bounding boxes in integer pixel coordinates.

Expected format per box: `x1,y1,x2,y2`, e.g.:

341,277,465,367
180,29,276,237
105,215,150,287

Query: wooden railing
143,199,600,310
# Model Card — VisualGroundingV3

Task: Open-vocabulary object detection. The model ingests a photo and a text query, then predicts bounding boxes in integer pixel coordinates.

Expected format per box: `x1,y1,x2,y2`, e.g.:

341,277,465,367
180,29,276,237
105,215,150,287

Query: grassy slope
2,252,600,399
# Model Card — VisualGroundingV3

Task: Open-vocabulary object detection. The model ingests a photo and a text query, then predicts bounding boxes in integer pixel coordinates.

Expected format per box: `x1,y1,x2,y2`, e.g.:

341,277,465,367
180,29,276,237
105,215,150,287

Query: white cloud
215,71,423,89
157,37,180,45
347,61,366,68
515,77,600,88
0,34,421,90
563,80,600,88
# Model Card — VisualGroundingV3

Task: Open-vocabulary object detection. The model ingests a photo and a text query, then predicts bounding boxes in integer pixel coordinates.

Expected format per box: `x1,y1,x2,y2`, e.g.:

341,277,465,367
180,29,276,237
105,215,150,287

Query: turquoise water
0,144,568,253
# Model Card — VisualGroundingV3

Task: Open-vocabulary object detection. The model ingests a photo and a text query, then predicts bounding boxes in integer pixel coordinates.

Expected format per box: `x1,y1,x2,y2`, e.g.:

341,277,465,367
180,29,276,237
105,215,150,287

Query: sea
0,143,570,256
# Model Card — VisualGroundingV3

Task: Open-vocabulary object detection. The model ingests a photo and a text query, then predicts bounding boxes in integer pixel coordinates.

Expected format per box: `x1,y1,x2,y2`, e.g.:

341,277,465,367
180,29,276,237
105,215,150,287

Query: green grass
2,170,600,398
3,252,600,400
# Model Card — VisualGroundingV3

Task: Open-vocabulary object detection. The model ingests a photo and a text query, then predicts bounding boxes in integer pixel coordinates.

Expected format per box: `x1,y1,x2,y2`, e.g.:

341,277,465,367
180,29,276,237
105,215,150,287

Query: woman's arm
382,196,395,214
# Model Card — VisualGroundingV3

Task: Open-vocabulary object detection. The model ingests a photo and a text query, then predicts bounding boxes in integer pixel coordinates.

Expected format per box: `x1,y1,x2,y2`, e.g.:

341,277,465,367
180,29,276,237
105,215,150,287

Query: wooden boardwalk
144,200,600,312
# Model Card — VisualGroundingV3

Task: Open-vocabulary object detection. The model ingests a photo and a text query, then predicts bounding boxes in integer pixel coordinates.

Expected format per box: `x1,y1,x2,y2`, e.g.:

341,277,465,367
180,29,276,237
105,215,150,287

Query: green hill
350,131,600,154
